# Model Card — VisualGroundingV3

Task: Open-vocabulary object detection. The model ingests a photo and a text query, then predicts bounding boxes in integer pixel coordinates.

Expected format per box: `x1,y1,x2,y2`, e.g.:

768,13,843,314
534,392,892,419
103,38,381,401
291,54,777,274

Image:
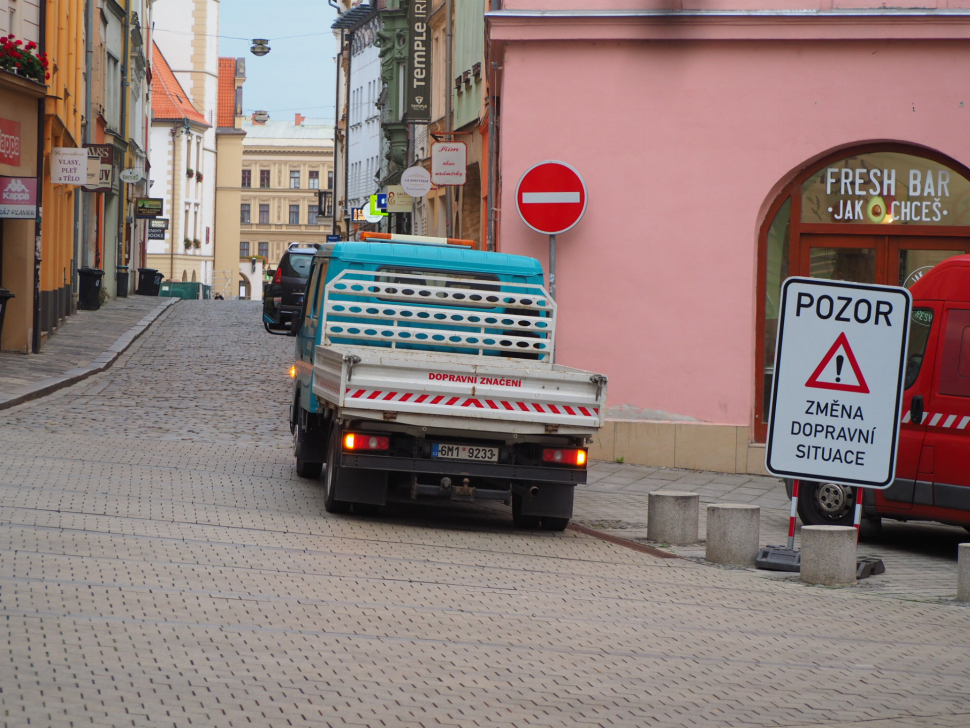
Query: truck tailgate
312,345,605,431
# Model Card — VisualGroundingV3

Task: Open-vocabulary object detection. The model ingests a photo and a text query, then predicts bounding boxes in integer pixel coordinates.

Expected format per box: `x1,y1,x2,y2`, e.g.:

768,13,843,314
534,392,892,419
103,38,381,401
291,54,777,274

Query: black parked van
263,244,321,331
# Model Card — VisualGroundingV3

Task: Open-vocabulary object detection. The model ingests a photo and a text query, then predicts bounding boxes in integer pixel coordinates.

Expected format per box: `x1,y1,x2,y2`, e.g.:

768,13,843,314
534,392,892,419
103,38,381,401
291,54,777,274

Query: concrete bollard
706,504,760,566
958,544,970,603
647,491,699,545
800,526,857,586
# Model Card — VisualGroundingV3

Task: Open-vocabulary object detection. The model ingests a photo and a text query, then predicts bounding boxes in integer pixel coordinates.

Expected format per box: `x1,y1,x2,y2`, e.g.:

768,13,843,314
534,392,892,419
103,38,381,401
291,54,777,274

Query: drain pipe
31,0,47,354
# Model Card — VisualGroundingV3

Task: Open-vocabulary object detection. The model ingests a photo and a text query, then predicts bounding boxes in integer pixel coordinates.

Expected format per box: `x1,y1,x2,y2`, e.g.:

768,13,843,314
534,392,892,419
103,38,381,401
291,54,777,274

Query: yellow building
0,8,44,352
237,113,334,292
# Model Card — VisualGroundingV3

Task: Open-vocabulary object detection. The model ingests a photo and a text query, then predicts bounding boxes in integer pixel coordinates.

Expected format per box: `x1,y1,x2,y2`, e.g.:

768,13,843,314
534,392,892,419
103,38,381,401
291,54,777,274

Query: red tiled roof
152,42,209,126
217,58,236,128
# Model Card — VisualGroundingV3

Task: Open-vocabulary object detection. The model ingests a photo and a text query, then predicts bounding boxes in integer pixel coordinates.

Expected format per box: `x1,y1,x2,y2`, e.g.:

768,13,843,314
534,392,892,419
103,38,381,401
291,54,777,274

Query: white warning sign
765,277,911,488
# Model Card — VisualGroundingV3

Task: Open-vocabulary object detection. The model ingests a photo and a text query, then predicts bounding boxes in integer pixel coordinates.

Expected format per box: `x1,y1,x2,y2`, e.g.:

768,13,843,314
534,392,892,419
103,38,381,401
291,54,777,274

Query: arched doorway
755,144,970,442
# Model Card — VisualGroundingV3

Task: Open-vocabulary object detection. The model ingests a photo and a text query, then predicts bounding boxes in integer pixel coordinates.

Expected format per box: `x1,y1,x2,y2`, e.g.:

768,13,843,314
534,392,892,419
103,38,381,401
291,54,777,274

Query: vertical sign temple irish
406,0,431,122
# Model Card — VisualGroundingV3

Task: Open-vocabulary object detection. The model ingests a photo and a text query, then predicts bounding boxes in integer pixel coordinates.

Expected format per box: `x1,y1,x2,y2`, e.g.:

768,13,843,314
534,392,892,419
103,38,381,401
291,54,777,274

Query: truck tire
512,494,541,529
294,418,323,479
797,480,855,527
540,517,570,532
323,426,352,514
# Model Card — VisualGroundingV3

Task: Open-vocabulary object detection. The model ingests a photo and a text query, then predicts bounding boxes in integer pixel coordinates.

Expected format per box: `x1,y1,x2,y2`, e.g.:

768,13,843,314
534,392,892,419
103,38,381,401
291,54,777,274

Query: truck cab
795,255,970,530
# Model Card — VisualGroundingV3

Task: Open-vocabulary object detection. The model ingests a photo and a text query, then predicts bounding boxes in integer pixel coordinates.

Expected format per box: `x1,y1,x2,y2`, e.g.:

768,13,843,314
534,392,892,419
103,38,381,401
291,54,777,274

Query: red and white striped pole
853,486,864,542
787,479,800,550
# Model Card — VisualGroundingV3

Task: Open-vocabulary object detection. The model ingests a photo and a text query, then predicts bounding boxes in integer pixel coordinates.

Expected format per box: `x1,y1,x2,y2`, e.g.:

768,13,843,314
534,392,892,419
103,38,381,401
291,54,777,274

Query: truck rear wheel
540,517,570,532
512,494,541,529
323,426,352,514
294,418,323,479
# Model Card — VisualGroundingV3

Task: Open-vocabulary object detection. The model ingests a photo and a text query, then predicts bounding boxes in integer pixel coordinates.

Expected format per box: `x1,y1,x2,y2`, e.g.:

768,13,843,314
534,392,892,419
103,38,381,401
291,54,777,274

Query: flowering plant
0,35,49,83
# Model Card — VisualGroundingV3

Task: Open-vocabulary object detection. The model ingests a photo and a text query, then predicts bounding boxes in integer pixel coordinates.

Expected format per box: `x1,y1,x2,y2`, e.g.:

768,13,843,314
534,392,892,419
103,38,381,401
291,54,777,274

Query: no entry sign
765,278,912,488
515,161,587,235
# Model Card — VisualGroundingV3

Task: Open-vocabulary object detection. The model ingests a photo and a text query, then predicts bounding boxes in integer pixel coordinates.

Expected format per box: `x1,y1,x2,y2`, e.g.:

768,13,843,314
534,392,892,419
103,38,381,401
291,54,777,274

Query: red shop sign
0,177,38,219
0,118,22,167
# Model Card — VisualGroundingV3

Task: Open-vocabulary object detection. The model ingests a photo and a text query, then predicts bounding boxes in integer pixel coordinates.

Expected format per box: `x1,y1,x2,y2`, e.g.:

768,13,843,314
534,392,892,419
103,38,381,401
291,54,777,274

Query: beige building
213,57,247,298
237,114,334,290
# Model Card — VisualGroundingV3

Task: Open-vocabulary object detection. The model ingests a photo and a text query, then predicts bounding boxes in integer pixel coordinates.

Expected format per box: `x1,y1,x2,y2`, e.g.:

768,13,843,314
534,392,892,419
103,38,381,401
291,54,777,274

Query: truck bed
312,344,606,435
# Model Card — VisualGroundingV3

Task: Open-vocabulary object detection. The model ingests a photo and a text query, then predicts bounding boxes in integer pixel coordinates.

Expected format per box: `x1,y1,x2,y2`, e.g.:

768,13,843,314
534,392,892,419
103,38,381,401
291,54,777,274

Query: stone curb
0,298,178,411
567,523,682,560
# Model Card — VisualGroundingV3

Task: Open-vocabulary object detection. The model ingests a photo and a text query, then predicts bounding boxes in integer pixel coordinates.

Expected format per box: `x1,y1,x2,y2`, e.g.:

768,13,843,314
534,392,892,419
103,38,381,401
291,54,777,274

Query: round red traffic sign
515,161,587,235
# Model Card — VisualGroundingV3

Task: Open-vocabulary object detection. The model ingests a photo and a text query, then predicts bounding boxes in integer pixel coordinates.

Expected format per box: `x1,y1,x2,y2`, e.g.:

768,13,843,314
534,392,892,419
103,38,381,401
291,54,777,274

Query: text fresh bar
522,192,580,204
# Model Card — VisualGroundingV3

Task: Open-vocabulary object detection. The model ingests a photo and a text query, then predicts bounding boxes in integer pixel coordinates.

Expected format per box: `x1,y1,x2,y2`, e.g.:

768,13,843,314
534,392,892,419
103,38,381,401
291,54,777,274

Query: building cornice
486,9,970,41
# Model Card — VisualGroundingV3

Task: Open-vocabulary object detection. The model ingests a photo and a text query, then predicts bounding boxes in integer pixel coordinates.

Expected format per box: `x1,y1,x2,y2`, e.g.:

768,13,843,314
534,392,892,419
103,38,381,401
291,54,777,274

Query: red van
793,255,970,531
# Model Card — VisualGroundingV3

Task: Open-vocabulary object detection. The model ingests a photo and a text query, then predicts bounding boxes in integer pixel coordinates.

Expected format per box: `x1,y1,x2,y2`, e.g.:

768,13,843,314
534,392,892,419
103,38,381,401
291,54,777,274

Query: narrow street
1,301,969,727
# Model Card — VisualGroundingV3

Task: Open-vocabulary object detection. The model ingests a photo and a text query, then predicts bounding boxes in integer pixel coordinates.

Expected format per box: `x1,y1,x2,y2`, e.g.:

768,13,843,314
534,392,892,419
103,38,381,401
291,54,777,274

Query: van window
308,259,330,315
905,308,934,389
938,309,970,397
282,253,314,279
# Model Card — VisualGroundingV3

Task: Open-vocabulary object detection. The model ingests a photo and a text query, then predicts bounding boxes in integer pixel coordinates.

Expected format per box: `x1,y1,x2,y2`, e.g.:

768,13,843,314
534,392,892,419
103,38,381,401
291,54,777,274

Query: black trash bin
77,268,105,310
0,287,14,341
116,266,129,298
136,268,163,296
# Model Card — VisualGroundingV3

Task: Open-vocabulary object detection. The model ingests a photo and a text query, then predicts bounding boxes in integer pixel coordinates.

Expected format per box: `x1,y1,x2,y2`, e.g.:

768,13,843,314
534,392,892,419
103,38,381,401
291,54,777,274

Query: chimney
295,113,305,126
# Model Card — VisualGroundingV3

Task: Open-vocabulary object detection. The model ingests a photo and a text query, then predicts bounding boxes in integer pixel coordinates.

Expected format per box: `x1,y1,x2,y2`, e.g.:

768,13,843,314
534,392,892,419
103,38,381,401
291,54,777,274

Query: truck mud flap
511,482,574,519
334,467,388,506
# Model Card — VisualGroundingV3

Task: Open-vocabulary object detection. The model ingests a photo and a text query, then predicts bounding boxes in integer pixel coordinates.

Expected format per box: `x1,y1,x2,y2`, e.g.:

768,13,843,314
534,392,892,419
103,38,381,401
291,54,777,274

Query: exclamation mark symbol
835,355,844,383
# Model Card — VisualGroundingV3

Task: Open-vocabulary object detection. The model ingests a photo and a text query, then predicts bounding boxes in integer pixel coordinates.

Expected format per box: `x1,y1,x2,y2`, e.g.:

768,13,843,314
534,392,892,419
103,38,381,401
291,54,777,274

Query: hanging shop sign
401,166,432,197
147,217,170,238
51,147,89,185
431,142,466,186
120,168,143,184
386,185,413,213
0,176,38,219
0,118,22,167
135,198,164,218
405,0,431,122
801,152,970,226
83,144,115,192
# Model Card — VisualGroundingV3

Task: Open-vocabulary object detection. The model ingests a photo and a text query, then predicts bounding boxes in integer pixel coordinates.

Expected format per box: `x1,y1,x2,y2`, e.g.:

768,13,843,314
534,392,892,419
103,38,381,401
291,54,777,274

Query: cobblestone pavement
2,301,970,728
0,295,166,397
573,463,969,603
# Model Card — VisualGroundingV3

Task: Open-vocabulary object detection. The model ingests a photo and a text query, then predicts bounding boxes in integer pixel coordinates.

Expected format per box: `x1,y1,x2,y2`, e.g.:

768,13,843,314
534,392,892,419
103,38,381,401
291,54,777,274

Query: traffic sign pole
549,234,556,300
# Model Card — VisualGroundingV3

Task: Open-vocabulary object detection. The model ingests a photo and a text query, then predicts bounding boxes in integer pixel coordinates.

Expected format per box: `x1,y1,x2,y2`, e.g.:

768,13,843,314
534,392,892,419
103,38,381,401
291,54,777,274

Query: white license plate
432,443,498,462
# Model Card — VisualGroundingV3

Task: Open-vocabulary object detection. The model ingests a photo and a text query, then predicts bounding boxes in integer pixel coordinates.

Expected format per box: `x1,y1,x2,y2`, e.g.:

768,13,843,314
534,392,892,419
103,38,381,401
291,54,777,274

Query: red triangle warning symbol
805,332,870,394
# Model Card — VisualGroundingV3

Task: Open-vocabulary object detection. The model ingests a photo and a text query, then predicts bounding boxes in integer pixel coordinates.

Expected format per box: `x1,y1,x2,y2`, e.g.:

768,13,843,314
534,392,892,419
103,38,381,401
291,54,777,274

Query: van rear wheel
797,480,855,527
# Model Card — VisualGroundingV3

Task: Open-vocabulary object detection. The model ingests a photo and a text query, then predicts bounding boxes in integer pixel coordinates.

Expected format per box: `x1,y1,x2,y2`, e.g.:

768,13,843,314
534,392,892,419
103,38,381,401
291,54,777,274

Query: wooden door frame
754,144,970,443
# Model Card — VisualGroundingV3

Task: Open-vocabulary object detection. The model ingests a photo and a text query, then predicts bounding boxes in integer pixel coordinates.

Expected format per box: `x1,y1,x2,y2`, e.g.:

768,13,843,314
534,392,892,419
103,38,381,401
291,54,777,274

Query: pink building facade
488,1,970,473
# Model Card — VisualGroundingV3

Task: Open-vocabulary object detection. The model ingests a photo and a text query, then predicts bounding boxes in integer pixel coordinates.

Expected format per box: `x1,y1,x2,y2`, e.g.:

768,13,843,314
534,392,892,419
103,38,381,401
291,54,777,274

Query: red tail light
343,433,390,452
542,448,588,467
273,267,282,285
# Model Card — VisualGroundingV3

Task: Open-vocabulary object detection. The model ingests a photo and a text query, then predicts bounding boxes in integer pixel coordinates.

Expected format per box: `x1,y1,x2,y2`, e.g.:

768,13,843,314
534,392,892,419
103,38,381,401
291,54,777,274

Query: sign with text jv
765,278,912,488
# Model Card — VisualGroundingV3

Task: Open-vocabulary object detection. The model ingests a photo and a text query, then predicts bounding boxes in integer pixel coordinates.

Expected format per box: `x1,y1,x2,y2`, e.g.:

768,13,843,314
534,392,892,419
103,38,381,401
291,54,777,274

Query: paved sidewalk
574,461,968,603
0,295,176,409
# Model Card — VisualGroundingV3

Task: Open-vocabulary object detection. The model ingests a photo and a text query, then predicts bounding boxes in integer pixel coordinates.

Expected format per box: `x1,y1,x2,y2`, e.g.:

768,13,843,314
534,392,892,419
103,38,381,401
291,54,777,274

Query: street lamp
250,39,270,57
